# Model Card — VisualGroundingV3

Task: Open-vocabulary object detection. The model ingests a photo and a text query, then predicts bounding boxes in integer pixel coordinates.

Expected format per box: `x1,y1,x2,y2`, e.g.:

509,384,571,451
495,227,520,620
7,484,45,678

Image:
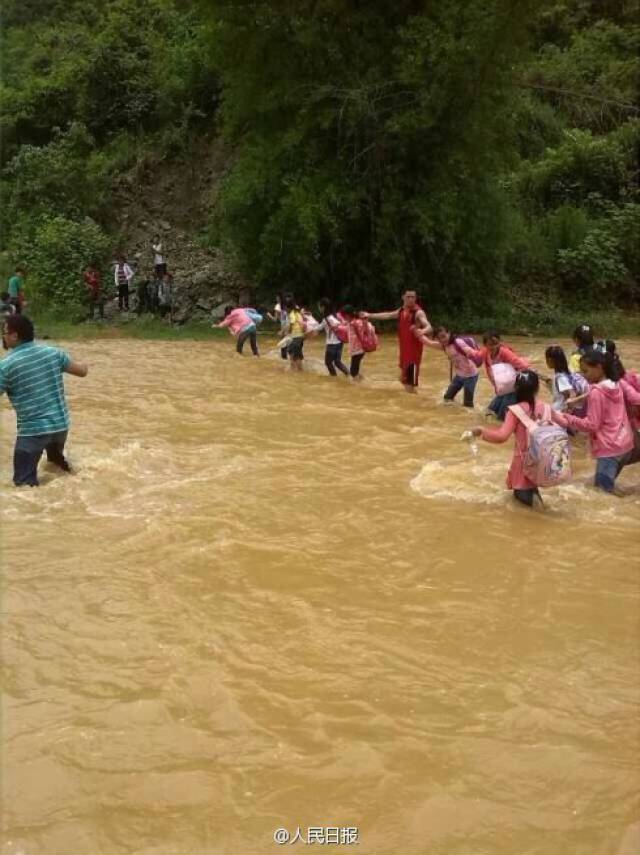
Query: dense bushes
206,0,639,312
13,216,111,315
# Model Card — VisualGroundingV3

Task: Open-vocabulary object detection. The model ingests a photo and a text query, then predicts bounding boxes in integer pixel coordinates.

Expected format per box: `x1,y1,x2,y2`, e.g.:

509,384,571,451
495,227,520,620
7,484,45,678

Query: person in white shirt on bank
151,235,167,280
114,255,134,312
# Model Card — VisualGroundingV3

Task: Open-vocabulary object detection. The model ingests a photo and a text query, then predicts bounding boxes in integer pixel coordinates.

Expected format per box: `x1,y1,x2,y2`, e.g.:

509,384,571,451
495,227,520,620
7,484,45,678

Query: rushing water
1,334,639,855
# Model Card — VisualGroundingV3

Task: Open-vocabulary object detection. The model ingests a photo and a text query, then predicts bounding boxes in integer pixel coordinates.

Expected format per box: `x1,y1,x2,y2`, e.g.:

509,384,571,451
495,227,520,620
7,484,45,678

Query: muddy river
1,334,639,855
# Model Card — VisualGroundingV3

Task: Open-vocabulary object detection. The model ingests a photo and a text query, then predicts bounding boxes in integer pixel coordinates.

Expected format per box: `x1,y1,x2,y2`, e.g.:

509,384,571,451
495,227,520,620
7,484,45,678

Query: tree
206,0,542,310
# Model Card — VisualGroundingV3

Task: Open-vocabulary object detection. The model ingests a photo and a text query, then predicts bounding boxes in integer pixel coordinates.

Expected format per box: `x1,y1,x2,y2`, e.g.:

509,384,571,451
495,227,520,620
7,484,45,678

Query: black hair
613,353,626,379
283,293,297,312
573,323,594,349
545,345,569,374
317,297,334,318
4,314,34,342
342,304,356,318
515,370,539,411
433,325,454,345
482,330,501,344
580,349,619,381
223,305,234,317
592,339,625,380
581,338,627,383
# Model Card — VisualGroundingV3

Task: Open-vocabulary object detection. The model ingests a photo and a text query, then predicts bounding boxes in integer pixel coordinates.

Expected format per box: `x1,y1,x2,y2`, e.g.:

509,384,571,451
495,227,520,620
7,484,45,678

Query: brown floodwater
1,333,639,855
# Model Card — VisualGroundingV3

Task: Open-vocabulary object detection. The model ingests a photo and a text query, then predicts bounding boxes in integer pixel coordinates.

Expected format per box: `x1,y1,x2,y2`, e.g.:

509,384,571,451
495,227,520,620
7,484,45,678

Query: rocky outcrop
110,136,253,323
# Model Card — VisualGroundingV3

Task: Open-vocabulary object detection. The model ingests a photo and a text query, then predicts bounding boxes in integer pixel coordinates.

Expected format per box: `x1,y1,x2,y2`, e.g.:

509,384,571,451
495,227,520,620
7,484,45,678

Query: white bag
491,362,517,395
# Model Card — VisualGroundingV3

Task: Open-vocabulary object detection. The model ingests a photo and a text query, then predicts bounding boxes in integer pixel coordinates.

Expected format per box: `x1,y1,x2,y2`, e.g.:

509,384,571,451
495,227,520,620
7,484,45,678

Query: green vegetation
30,312,225,342
1,0,638,325
0,0,216,314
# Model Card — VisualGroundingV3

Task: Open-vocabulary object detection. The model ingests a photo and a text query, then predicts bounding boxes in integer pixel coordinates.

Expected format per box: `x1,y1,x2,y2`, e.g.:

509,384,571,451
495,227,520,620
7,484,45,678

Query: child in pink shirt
471,370,545,507
416,325,479,407
342,305,366,380
215,306,259,355
552,351,640,492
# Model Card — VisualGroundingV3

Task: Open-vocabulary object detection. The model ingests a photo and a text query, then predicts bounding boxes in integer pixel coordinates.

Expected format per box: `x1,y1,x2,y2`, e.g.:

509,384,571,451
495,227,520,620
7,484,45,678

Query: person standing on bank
114,255,134,312
83,263,104,320
0,315,88,487
151,235,167,280
8,266,26,314
360,289,432,392
157,272,174,320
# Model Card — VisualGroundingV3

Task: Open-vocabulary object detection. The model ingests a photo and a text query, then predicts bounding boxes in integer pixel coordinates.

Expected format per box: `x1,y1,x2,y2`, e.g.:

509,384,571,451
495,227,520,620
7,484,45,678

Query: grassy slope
31,309,640,342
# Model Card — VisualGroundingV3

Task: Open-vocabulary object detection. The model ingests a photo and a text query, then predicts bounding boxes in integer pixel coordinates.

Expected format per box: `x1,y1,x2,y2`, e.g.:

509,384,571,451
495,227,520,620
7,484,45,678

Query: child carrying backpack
545,345,589,416
341,305,377,379
416,325,482,408
465,331,531,421
551,350,640,493
314,298,349,377
471,370,571,508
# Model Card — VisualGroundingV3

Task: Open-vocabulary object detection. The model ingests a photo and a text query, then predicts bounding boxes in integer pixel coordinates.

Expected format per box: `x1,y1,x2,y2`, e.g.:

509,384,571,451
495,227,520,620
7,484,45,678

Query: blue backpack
245,308,263,326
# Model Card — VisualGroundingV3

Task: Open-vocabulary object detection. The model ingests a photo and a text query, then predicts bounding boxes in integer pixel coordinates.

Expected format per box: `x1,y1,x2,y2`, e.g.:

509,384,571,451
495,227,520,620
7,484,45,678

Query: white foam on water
410,458,505,506
410,456,640,525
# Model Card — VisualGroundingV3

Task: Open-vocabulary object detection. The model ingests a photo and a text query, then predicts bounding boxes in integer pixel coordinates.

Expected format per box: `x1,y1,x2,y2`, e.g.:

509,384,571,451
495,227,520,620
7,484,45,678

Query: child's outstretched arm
460,342,484,361
565,392,588,410
501,346,530,371
360,309,399,321
552,393,603,434
472,410,518,444
415,333,440,349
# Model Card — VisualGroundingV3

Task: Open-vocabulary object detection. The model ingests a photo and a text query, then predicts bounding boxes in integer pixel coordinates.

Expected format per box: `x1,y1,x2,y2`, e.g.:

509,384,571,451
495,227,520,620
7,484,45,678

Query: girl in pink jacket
416,325,480,408
552,351,640,492
215,306,259,356
471,370,545,508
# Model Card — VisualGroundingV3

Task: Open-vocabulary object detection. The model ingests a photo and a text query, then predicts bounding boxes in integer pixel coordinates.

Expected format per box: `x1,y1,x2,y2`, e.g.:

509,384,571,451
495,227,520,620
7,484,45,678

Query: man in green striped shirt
0,315,88,486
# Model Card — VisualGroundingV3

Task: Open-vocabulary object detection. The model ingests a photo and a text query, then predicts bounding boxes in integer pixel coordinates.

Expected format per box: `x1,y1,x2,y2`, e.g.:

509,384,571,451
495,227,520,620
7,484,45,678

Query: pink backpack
335,323,349,343
355,320,378,352
510,403,572,488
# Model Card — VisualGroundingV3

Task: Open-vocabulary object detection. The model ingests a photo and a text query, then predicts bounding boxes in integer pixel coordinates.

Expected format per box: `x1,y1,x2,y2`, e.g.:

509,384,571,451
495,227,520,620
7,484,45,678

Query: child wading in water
267,293,289,360
341,305,368,380
569,323,595,373
472,371,547,508
215,306,259,356
467,331,530,421
283,295,305,370
544,345,588,415
315,298,349,377
552,350,640,492
416,326,480,407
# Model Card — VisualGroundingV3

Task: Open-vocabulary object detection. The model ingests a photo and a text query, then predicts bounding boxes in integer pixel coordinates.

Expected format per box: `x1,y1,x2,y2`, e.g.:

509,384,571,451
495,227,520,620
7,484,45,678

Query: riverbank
29,307,640,342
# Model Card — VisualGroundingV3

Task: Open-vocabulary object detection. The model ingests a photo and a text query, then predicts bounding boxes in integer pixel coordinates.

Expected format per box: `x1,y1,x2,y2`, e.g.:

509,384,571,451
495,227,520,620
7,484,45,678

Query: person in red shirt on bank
83,263,103,320
360,289,432,393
